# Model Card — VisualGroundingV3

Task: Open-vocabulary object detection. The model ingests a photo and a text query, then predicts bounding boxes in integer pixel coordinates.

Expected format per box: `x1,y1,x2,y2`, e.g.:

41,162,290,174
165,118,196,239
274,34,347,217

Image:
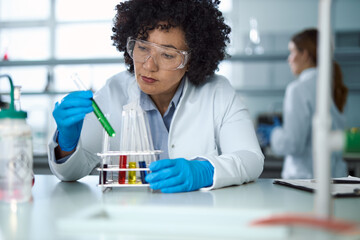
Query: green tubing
345,128,360,153
91,99,116,137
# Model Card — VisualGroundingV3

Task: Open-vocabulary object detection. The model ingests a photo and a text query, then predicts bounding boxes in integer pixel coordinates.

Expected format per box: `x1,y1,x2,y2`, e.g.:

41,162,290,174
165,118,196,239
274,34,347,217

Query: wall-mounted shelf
0,58,124,67
0,91,69,96
226,49,360,63
1,49,359,68
235,86,360,95
228,52,288,62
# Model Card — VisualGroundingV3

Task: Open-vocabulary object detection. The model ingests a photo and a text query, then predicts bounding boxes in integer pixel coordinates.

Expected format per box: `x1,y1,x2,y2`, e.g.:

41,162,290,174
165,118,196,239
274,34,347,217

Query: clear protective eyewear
126,37,190,71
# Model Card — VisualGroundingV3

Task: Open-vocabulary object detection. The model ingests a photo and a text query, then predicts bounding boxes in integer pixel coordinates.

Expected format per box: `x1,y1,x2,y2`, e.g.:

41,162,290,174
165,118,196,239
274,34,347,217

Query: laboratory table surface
0,175,359,240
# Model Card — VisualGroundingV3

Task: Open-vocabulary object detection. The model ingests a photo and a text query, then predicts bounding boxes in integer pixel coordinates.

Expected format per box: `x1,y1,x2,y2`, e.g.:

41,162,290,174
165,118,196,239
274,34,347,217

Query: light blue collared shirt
139,79,185,160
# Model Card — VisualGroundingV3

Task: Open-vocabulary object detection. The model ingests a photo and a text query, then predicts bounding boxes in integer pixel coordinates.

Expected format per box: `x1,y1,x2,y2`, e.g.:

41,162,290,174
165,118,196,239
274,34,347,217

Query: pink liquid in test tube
118,155,127,184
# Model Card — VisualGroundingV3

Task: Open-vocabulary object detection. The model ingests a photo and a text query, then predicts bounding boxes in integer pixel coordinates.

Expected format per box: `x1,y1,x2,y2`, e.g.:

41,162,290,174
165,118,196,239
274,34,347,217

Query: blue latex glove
53,91,93,151
256,117,281,147
145,158,214,193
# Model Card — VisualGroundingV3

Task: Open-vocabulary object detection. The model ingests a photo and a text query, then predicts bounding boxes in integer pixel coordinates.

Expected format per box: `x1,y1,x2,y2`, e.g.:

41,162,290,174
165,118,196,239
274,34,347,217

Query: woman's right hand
53,91,93,152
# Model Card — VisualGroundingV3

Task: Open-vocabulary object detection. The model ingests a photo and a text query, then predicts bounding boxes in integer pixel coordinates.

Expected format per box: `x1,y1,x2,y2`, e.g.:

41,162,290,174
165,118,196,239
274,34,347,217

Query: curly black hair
111,0,231,86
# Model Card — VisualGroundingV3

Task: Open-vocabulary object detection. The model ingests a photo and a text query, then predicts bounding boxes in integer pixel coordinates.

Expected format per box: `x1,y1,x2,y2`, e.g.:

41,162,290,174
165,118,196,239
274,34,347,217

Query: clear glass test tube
119,109,129,184
72,74,115,137
128,109,137,184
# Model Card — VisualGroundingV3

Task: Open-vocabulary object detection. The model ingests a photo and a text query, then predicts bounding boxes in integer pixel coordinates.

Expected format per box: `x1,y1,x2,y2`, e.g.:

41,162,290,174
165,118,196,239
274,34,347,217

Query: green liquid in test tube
72,74,115,137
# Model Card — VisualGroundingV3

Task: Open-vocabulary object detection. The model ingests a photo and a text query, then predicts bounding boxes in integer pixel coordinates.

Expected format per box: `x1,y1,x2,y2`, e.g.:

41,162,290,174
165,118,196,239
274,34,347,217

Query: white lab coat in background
271,68,348,179
48,71,264,190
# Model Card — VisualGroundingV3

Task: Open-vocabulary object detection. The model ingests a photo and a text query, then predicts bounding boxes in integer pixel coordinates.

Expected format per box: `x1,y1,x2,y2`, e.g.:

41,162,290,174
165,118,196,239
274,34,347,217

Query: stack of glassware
97,101,161,190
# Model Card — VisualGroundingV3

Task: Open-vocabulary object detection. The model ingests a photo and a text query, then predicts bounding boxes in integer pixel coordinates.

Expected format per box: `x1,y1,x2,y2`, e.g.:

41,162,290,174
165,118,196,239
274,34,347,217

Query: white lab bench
0,175,359,240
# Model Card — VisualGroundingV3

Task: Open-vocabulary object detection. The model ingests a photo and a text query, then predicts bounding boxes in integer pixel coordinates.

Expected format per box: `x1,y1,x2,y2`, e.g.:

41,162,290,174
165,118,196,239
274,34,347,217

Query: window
0,0,124,93
0,0,125,154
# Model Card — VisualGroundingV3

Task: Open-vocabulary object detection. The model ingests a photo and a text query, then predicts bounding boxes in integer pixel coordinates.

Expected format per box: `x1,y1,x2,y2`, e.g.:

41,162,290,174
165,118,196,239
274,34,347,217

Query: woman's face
287,41,309,76
133,26,189,102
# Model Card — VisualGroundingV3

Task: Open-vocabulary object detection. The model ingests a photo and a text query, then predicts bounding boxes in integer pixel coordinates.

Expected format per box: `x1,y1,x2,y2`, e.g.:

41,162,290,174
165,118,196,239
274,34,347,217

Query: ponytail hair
332,61,348,112
291,28,348,112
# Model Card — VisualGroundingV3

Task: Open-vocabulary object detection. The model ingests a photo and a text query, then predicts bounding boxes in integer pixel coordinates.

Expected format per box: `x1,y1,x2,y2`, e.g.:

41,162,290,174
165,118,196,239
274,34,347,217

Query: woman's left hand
145,158,214,193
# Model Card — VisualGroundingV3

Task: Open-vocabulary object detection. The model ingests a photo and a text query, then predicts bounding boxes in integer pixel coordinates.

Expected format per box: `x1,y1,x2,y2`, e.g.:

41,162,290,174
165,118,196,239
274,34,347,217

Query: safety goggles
126,37,190,71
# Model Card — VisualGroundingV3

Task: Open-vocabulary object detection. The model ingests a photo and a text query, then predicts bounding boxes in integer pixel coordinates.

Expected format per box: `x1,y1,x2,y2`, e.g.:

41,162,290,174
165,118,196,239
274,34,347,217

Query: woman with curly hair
49,0,264,192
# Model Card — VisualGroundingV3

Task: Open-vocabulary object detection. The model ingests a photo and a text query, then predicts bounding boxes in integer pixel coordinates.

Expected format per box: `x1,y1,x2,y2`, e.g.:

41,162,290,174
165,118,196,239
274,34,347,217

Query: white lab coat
271,68,348,179
48,71,264,190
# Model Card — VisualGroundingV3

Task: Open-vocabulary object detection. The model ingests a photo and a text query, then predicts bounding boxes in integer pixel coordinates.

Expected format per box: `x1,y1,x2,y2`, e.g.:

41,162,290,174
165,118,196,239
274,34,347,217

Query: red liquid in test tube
118,155,127,184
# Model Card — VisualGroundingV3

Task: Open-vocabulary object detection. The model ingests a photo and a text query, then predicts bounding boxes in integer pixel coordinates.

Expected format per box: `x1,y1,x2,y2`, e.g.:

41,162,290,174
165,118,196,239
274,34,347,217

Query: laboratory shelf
227,52,288,62
226,49,360,63
0,91,69,95
236,86,360,95
0,58,124,67
333,49,360,62
1,87,359,97
1,49,359,68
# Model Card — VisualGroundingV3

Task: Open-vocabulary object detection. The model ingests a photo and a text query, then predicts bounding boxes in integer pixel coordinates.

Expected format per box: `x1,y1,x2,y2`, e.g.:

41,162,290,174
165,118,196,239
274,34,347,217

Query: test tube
138,161,147,184
100,128,110,185
118,155,127,184
99,164,108,185
127,109,138,184
72,74,115,137
137,106,153,183
119,109,129,184
128,160,137,184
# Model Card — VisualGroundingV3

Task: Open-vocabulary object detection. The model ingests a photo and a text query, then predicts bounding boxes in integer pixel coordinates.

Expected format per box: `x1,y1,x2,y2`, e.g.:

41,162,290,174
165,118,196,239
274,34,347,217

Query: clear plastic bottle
245,17,264,55
0,75,33,203
13,85,22,111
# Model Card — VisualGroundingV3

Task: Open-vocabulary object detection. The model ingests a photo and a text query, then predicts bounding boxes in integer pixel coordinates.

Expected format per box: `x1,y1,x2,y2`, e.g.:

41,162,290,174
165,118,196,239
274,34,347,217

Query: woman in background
261,29,348,179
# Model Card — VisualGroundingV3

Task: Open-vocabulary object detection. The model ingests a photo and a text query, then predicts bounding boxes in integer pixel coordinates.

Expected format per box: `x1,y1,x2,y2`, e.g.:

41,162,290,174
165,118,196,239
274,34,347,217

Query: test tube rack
96,101,161,190
96,150,161,189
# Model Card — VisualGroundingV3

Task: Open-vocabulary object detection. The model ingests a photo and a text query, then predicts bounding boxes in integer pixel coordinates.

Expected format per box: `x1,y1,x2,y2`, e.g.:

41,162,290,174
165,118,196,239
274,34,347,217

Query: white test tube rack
96,150,161,188
96,103,161,190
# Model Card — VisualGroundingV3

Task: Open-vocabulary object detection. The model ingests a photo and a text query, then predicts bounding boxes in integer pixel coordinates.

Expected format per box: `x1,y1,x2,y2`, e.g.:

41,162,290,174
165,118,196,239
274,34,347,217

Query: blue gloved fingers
148,172,186,190
53,91,93,152
148,159,176,172
59,96,92,107
56,100,92,112
145,164,181,183
64,90,93,100
54,91,93,112
146,158,214,193
145,169,176,183
53,91,93,127
55,106,93,121
145,159,183,185
57,113,88,128
57,95,93,110
53,107,93,132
